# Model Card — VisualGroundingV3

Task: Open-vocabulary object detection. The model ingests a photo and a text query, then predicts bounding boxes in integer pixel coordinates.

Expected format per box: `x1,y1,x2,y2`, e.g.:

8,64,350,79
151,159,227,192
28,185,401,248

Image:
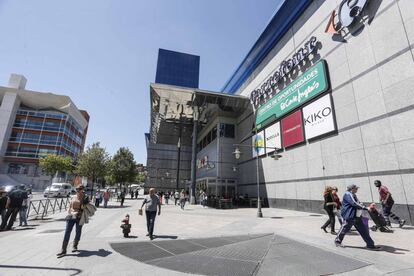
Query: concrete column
0,92,20,168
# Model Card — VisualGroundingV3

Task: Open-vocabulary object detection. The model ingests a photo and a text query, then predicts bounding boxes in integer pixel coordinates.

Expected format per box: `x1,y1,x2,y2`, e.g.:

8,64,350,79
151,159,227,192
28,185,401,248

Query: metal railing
27,197,71,219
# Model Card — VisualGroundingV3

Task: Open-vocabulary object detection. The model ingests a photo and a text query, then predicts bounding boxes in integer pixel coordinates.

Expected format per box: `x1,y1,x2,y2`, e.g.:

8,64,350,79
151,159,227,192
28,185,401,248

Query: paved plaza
0,199,414,276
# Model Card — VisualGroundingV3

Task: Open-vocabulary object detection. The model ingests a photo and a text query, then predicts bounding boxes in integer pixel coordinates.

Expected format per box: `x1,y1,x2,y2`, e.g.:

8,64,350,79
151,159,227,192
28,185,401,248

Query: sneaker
146,233,149,237
399,220,406,228
366,245,381,251
334,241,344,247
330,231,337,235
321,227,328,233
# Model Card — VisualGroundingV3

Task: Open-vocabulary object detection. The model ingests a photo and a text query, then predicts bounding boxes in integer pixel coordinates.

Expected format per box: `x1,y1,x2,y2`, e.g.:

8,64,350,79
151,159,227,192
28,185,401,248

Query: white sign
252,130,266,158
264,122,281,152
302,94,335,140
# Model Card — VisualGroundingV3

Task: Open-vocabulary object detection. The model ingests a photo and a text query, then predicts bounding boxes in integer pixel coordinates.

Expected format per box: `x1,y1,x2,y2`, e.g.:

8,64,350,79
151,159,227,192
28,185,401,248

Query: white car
43,183,73,198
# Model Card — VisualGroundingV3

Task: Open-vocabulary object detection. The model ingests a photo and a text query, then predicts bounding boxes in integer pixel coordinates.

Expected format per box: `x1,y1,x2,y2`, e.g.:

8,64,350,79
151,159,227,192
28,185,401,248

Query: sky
0,0,280,164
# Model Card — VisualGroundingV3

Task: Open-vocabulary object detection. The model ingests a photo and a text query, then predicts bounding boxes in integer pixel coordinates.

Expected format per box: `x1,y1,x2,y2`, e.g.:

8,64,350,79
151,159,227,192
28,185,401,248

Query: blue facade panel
221,0,313,94
155,49,200,88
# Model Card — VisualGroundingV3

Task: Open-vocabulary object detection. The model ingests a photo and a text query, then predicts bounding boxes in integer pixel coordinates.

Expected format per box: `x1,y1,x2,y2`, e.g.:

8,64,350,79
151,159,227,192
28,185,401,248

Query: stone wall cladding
236,0,414,224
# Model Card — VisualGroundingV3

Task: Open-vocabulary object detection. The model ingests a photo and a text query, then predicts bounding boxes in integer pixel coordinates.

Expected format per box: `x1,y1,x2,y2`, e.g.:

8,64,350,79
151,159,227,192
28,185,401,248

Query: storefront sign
250,36,318,108
256,60,328,129
264,122,281,152
252,130,265,158
303,94,336,140
325,0,369,34
197,156,208,169
281,110,304,148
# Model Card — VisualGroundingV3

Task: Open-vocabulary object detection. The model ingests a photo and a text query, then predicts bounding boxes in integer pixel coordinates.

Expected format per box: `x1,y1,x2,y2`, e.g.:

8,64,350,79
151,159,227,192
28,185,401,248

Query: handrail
26,197,71,219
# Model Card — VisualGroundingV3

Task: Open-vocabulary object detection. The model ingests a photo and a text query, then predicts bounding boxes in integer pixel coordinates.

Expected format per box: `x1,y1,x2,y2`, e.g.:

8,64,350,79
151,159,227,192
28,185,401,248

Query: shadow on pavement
0,265,82,276
124,235,138,239
400,226,414,230
345,245,409,254
11,227,36,231
101,205,129,209
153,235,178,240
66,249,112,258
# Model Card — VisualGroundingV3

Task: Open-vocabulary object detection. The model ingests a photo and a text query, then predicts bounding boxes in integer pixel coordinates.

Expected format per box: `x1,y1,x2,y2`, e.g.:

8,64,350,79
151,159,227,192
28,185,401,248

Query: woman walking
57,185,92,257
321,186,337,235
332,187,343,226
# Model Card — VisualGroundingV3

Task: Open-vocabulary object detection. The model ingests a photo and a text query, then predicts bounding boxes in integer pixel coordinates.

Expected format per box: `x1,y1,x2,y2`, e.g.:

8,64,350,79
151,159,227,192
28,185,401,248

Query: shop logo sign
303,94,336,140
250,36,319,108
325,0,369,34
252,131,266,158
197,156,208,169
255,60,328,129
281,110,304,148
264,122,281,152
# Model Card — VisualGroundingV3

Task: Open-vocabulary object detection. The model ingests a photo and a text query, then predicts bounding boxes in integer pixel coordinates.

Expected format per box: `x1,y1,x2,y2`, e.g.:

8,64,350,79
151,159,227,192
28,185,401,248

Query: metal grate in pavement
111,242,173,262
193,235,273,262
148,253,259,276
111,233,369,276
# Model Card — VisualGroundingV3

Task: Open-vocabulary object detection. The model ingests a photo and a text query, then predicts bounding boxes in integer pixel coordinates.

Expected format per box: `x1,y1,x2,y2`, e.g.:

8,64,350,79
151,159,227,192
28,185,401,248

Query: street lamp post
232,144,281,218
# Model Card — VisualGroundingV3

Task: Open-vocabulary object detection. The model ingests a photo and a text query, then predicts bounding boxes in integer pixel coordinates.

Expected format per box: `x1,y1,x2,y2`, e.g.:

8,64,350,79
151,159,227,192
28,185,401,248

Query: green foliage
135,173,146,183
109,147,137,187
39,154,73,177
75,142,109,182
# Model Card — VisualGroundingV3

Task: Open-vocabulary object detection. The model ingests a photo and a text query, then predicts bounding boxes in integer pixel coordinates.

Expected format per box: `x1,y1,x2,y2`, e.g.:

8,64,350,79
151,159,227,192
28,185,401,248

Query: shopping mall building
0,74,89,189
147,0,414,223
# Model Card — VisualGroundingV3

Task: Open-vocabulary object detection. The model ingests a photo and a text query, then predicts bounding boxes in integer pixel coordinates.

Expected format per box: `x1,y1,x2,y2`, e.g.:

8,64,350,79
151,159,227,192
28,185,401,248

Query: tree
75,142,110,194
135,174,146,183
109,147,137,190
39,154,73,179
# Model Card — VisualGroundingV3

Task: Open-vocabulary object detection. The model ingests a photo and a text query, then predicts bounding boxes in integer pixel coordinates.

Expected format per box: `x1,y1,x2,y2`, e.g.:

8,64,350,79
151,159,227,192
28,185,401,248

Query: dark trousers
0,207,20,230
64,218,83,242
145,211,157,236
382,203,401,225
322,208,336,232
175,198,178,205
120,198,125,206
335,217,374,247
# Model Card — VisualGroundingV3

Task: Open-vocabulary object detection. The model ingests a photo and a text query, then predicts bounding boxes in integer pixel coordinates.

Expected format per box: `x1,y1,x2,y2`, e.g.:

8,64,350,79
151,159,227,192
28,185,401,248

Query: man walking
103,189,110,208
374,180,405,228
174,190,179,206
335,184,380,250
140,188,161,240
0,185,27,231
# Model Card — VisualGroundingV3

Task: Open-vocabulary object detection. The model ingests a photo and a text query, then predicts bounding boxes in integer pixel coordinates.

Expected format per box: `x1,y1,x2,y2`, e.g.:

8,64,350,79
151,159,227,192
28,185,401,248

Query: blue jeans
145,211,157,236
64,218,83,242
19,207,28,226
335,217,374,247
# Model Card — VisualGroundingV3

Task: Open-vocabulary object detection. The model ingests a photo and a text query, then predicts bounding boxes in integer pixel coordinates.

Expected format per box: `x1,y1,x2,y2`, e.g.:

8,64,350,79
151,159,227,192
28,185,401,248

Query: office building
0,74,89,188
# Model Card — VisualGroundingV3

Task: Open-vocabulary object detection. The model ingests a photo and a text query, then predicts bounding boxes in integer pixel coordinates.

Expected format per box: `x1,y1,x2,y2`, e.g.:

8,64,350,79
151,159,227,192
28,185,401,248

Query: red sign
281,110,304,148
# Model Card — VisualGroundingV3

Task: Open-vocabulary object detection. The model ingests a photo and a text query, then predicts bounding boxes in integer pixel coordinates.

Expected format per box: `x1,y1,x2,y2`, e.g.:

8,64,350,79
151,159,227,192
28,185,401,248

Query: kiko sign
303,94,336,140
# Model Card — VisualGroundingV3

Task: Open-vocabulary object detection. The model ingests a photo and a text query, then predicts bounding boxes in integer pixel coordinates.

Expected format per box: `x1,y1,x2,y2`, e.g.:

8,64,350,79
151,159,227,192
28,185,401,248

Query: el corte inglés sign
256,60,328,129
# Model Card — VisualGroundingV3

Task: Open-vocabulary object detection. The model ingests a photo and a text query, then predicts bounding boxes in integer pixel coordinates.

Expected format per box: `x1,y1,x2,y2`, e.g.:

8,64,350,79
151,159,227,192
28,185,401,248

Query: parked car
1,184,32,195
43,183,73,197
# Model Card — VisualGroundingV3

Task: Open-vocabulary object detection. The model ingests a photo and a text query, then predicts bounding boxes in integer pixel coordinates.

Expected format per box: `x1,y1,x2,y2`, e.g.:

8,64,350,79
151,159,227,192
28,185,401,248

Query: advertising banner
252,130,266,158
281,110,304,148
264,122,281,152
256,60,329,129
303,94,336,140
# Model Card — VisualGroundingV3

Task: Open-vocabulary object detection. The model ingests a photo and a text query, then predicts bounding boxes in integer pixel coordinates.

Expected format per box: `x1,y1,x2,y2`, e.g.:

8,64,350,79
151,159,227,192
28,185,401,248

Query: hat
346,184,359,191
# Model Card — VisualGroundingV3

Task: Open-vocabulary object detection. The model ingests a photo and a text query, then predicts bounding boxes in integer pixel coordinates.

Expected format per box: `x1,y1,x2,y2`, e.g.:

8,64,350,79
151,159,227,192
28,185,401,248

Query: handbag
138,209,143,216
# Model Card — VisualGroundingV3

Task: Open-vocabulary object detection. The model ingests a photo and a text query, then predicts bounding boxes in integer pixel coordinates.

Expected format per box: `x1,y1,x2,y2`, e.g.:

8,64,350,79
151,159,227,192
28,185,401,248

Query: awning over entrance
149,83,250,145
